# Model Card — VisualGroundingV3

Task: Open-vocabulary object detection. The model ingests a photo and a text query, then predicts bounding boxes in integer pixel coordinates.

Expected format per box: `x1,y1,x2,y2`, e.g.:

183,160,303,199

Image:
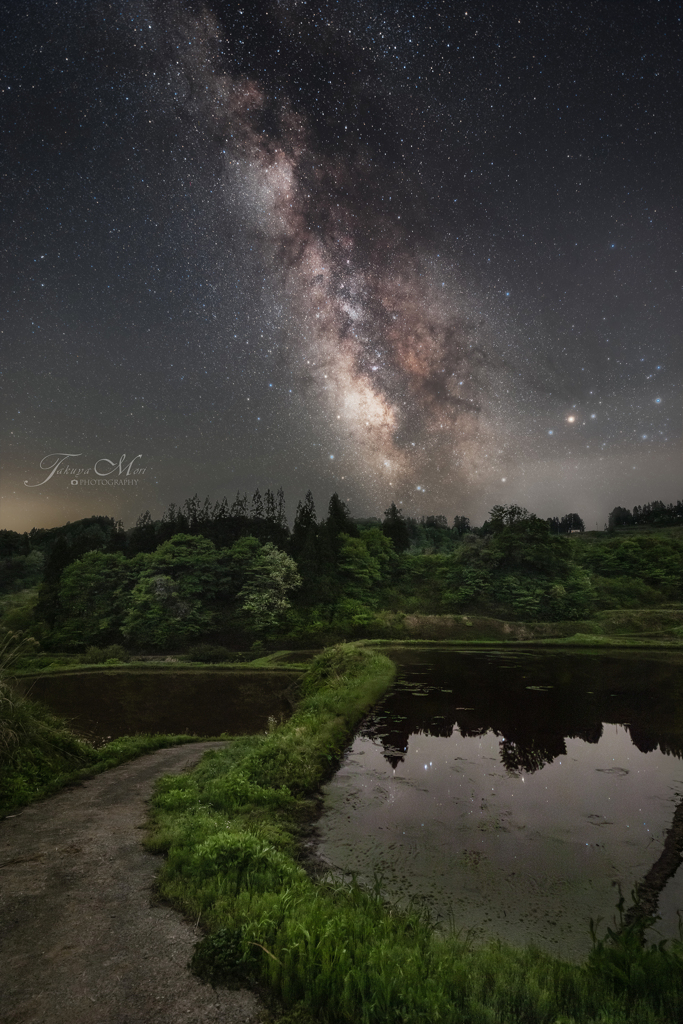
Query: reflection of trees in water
365,658,683,776
500,723,606,776
499,738,563,775
625,727,683,761
622,796,683,937
366,692,606,776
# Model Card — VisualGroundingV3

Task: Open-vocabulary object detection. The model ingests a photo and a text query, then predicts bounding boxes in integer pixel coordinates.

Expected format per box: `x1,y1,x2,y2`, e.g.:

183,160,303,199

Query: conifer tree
291,491,317,556
264,488,277,523
325,493,358,543
251,488,265,519
230,492,249,518
276,486,287,529
382,502,410,553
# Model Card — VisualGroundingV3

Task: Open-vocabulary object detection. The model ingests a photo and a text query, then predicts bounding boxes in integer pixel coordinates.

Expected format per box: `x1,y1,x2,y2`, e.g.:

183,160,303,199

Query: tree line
1,490,682,651
608,501,683,530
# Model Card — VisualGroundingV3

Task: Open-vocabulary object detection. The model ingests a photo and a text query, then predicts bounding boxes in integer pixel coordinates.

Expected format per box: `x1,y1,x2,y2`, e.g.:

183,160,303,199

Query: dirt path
0,743,265,1024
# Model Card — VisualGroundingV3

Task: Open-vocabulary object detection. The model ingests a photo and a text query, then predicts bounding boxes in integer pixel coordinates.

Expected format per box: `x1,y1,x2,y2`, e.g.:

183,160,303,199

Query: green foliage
19,500,683,646
34,516,126,627
608,500,683,529
332,598,377,634
588,899,683,1003
190,924,260,986
0,549,44,595
489,503,536,530
576,534,683,603
438,524,595,621
0,588,47,642
591,575,666,610
441,563,492,609
58,550,140,645
325,493,359,545
493,566,595,621
239,544,302,631
118,533,239,648
187,644,232,663
488,513,573,574
122,573,215,648
78,643,130,665
337,534,383,597
144,533,232,599
404,516,461,553
0,633,98,813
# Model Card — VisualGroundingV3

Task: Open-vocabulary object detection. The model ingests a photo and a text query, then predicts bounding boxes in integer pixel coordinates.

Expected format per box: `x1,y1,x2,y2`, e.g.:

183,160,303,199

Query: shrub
187,644,232,663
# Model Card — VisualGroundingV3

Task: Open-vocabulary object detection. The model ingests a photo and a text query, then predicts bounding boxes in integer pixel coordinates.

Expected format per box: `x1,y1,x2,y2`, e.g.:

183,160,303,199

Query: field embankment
395,606,683,643
148,643,683,1024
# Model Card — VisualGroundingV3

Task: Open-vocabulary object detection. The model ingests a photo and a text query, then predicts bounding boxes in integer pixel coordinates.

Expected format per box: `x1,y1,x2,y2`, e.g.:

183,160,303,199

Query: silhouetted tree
251,488,265,519
276,486,287,529
452,515,470,536
489,504,534,531
291,491,317,557
128,511,158,553
560,513,585,533
325,493,359,547
382,502,410,553
608,506,634,529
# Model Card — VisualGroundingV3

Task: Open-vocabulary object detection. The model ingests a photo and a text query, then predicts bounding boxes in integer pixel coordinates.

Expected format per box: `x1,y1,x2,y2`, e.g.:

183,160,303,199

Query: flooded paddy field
315,648,683,960
25,669,296,742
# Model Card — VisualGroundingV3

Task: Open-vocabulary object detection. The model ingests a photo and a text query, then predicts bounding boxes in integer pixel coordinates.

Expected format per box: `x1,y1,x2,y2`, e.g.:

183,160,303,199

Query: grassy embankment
7,603,683,681
147,643,683,1024
0,635,207,818
365,603,683,646
7,642,314,676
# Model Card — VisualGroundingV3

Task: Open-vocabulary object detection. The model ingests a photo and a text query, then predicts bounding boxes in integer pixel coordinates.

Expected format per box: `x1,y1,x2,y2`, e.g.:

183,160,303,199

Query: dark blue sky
1,0,681,531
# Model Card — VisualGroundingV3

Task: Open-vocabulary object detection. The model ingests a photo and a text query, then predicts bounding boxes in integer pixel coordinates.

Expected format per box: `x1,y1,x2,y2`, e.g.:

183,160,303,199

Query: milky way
1,0,681,530
165,3,524,507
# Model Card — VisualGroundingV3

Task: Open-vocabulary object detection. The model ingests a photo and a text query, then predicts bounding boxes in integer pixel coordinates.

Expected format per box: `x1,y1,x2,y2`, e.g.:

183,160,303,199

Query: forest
1,490,682,654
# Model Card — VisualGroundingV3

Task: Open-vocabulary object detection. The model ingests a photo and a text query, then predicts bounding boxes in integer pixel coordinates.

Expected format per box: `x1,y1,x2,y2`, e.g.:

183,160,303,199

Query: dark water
26,670,296,741
315,648,683,960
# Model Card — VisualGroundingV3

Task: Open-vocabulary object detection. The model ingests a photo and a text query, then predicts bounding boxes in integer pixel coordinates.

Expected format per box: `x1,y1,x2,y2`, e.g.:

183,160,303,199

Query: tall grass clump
149,642,683,1023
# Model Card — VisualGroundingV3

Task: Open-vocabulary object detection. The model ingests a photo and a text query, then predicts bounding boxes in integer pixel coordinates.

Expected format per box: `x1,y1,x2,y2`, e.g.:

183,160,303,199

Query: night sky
1,0,681,533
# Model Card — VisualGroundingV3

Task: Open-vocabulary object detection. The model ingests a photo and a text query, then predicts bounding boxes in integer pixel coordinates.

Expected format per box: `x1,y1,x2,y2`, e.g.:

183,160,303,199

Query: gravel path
0,743,265,1024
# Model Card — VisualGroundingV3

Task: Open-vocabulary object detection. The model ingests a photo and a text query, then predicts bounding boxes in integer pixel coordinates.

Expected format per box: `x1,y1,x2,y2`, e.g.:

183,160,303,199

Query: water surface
315,648,683,960
27,669,296,741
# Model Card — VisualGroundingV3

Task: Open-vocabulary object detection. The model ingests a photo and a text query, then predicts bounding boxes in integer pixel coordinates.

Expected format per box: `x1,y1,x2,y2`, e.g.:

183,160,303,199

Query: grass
0,633,212,818
147,642,683,1023
11,658,303,676
9,647,311,676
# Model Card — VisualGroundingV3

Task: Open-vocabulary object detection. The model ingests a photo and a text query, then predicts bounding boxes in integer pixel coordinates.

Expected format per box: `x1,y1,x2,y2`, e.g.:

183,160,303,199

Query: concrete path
0,743,265,1024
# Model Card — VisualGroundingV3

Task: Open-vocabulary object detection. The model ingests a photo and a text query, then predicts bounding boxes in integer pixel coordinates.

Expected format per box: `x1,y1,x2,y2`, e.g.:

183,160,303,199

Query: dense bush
187,644,232,663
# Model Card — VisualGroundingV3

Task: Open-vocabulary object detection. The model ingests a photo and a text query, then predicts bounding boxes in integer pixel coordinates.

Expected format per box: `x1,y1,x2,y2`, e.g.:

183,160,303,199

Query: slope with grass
0,634,206,817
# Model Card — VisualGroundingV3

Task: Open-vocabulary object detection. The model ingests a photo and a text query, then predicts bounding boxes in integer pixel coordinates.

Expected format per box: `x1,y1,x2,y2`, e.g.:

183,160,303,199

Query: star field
1,0,681,531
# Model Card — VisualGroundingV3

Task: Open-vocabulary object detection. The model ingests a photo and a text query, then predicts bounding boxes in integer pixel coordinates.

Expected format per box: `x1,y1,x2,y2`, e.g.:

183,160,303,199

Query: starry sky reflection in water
1,1,681,530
